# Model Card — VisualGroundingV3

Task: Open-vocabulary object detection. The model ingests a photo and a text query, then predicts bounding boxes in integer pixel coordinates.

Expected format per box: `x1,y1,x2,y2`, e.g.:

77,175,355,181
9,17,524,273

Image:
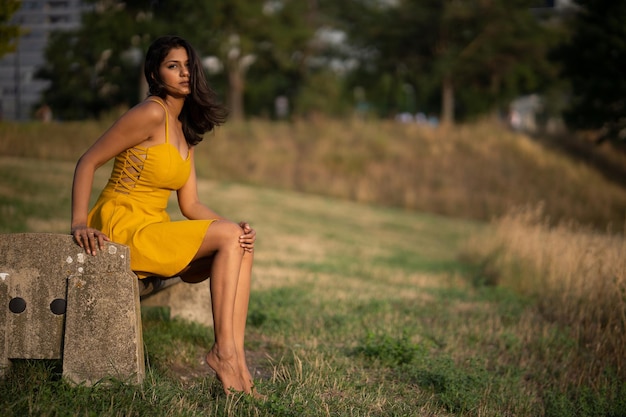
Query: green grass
0,156,624,416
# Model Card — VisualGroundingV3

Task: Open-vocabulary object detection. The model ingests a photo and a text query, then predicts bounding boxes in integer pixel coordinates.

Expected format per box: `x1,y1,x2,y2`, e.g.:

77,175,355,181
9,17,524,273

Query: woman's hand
71,224,110,256
238,222,256,253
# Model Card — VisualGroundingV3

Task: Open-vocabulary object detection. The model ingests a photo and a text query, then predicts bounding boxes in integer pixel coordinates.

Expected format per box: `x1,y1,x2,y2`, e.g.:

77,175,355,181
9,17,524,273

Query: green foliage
23,0,626,131
553,0,626,143
402,357,491,414
246,286,308,331
353,330,493,414
33,0,565,122
0,360,198,417
141,309,213,364
293,70,352,117
0,0,20,58
329,0,560,121
543,381,626,417
354,331,425,367
35,0,320,120
36,1,165,119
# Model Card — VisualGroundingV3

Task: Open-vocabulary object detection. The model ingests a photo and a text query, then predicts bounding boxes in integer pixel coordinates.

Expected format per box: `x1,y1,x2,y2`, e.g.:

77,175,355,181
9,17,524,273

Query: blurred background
0,0,622,141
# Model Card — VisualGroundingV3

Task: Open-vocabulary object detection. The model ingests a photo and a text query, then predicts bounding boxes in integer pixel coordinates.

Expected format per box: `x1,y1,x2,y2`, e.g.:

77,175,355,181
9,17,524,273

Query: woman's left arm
177,149,225,221
177,149,256,252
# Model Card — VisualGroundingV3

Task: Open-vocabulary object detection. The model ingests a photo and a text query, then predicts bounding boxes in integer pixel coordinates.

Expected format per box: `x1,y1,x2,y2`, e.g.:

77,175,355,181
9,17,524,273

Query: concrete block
0,233,144,385
0,235,69,361
141,279,213,328
64,268,144,385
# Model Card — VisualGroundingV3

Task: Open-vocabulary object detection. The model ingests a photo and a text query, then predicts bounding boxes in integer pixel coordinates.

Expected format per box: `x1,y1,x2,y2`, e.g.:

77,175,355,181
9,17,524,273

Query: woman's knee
210,220,244,248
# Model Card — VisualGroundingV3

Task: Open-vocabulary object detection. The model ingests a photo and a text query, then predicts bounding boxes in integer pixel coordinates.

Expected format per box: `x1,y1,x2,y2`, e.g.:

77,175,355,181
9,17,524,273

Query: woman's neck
156,95,185,118
167,98,185,118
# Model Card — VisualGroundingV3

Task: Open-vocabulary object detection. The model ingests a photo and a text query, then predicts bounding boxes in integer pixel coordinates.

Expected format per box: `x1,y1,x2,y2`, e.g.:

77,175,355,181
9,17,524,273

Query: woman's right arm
71,101,164,254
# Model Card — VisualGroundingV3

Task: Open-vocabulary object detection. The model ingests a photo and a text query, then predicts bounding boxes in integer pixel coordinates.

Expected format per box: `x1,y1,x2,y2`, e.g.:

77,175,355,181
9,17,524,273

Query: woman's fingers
238,222,256,252
72,226,109,255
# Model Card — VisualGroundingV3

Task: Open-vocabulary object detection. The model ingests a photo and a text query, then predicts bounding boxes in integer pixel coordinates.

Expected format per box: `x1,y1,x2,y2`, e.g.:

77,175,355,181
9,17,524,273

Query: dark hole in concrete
50,298,66,315
9,297,26,314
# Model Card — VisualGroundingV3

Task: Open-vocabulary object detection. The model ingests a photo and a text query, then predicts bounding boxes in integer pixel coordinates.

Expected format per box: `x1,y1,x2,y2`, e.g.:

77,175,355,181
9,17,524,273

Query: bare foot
240,367,253,391
206,347,246,395
239,364,266,400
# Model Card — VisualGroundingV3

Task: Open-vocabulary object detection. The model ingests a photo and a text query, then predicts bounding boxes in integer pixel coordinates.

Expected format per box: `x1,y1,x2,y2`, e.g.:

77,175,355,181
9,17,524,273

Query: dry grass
202,118,626,231
0,120,110,160
462,205,626,389
3,117,626,231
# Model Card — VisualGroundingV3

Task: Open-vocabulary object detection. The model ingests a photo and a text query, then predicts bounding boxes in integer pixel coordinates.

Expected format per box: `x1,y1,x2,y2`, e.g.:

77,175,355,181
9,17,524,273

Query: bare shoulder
96,99,167,149
123,98,166,127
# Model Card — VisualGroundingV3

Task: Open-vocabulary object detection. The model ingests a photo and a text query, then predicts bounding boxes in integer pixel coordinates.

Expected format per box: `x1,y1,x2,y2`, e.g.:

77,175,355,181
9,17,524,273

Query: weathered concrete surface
141,279,213,328
64,266,144,385
0,263,9,378
0,233,144,385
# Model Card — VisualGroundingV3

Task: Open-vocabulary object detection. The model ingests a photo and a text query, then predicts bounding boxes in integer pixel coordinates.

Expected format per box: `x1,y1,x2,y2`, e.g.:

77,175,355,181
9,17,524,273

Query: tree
439,0,560,122
36,1,163,119
554,0,626,143
0,0,20,58
37,0,319,120
329,0,558,124
323,0,440,117
154,0,317,120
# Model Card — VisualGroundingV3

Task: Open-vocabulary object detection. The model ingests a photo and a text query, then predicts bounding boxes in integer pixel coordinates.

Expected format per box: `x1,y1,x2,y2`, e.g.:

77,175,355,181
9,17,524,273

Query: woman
71,35,258,396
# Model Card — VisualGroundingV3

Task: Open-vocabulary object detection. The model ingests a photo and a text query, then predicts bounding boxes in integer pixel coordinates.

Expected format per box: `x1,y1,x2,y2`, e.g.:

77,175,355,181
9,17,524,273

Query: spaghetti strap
148,98,169,143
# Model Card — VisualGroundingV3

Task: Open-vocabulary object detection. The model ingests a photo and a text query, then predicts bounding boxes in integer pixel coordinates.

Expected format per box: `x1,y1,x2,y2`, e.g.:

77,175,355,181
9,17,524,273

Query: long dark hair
144,35,228,146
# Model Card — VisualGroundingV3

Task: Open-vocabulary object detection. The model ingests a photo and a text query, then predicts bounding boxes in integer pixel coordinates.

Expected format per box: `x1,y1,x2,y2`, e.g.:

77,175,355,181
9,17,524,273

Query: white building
0,0,86,121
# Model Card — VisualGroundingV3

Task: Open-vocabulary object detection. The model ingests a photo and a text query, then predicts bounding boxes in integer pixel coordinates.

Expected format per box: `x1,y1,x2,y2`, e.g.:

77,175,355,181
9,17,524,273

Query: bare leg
234,250,254,392
192,251,260,395
190,220,248,394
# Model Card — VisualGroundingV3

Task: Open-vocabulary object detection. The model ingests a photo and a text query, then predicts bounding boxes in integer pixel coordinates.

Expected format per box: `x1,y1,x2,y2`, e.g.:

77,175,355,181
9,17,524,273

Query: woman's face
158,47,190,97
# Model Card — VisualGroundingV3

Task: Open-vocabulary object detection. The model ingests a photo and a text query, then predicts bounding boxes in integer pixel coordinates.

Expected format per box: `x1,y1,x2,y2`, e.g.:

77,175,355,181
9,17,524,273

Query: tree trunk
489,73,502,122
228,65,245,121
441,75,454,126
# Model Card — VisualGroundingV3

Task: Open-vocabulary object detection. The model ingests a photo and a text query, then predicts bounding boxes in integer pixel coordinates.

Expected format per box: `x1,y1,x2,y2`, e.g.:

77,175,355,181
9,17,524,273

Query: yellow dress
88,98,214,279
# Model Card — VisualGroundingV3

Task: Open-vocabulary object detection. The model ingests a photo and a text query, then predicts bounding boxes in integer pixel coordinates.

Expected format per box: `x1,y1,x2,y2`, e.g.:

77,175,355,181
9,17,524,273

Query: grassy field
0,119,625,416
3,118,626,231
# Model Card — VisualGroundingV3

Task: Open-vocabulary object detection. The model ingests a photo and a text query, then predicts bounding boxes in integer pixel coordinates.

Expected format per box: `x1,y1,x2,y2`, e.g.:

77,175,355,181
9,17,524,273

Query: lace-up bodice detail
112,147,148,194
